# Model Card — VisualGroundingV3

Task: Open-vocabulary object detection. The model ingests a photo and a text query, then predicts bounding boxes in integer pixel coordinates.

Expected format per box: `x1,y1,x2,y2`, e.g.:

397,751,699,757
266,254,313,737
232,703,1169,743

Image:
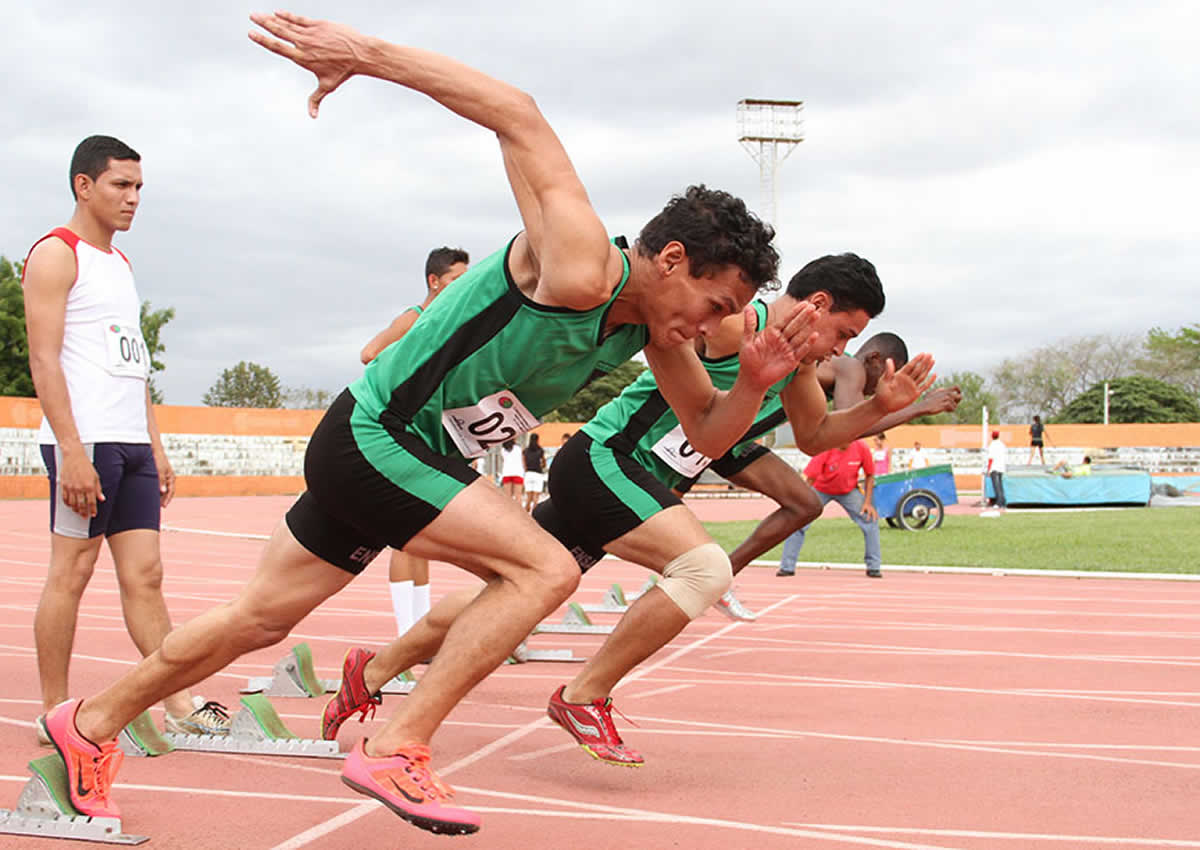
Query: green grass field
703,507,1200,573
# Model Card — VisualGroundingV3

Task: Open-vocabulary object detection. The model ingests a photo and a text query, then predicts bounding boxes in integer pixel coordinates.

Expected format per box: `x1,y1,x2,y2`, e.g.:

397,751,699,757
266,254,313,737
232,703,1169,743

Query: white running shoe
713,589,758,621
165,696,232,735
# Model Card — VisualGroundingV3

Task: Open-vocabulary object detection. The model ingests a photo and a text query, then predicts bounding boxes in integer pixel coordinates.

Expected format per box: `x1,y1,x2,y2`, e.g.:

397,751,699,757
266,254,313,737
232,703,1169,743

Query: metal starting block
505,643,584,663
117,711,174,757
241,643,328,696
0,755,148,844
241,643,417,697
629,575,658,600
118,694,341,759
579,583,631,614
533,602,616,635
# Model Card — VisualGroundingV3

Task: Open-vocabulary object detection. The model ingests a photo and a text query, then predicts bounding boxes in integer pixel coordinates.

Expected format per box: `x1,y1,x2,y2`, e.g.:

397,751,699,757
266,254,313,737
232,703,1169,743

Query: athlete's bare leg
107,530,197,718
560,506,710,703
364,478,578,754
73,523,355,742
721,452,824,576
35,534,104,711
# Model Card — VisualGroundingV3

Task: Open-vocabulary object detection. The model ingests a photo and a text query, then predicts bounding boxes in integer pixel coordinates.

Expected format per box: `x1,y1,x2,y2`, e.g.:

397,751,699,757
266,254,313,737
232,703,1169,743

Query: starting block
117,694,341,759
629,574,658,600
579,583,630,614
0,755,148,844
241,643,416,697
241,643,329,697
504,642,584,663
533,602,616,635
117,711,174,757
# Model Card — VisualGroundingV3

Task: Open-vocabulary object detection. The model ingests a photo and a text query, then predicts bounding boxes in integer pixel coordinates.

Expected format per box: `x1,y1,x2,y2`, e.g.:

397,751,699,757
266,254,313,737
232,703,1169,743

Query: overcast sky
3,1,1196,406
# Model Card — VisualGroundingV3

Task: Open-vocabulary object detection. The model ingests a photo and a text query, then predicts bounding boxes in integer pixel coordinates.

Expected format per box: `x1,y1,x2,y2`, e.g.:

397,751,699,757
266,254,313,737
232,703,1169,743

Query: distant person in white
22,135,228,738
985,430,1008,510
498,439,525,502
908,440,930,469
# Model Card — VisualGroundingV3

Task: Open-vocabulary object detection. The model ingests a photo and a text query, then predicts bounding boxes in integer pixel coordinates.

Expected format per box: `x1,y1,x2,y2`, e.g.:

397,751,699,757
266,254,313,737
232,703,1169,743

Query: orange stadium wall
3,396,1198,499
775,422,1200,493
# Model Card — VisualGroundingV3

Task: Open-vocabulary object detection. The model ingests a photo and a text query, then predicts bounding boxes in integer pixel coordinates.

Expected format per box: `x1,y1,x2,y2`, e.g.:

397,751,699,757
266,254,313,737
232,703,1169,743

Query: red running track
0,496,1198,849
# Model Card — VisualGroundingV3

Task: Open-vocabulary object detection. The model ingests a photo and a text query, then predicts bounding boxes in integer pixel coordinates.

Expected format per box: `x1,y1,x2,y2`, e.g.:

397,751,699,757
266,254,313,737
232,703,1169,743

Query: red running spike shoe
546,685,644,766
322,647,382,740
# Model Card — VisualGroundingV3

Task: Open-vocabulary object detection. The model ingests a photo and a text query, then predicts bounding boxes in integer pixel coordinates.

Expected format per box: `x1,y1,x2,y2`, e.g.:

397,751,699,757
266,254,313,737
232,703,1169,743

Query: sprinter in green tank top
48,12,820,837
322,255,939,771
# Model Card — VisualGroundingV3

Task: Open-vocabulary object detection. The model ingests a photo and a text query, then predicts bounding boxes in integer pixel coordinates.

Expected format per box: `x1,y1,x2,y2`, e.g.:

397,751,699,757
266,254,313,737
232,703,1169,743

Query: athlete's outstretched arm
784,353,938,454
647,302,818,459
854,384,962,438
249,12,612,311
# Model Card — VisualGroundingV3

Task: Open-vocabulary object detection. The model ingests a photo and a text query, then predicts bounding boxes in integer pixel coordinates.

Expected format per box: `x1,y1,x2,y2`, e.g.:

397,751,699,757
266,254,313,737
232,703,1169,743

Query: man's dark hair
785,253,885,317
425,246,470,283
636,185,778,290
70,135,140,200
855,332,908,367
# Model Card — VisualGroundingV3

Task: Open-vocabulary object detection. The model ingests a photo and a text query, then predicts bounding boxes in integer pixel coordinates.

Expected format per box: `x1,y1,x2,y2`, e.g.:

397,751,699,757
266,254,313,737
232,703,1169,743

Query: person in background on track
360,247,470,641
22,135,230,743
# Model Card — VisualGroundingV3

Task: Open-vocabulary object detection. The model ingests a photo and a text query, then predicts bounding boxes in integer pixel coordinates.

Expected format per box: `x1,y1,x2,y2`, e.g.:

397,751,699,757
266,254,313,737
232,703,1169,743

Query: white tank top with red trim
28,228,150,445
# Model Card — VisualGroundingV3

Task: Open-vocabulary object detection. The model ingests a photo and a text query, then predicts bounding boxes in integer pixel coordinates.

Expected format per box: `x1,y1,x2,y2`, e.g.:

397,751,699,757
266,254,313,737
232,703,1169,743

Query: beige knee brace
657,542,732,619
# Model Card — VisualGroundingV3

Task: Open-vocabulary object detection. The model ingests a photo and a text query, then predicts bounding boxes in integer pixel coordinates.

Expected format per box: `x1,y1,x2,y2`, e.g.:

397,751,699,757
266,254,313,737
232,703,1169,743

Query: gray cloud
2,0,1195,407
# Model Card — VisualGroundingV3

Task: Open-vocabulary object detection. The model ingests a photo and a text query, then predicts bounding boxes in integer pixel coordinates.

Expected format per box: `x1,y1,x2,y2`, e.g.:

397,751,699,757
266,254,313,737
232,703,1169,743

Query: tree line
3,253,1197,422
914,328,1200,424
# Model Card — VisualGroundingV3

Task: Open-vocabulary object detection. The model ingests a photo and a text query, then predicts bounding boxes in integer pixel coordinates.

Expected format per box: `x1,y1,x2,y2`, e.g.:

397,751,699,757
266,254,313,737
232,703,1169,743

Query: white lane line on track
661,665,1200,707
935,739,1200,752
788,823,1200,846
506,742,577,760
0,773,966,849
694,638,1200,667
626,683,693,699
269,593,804,850
615,713,1200,770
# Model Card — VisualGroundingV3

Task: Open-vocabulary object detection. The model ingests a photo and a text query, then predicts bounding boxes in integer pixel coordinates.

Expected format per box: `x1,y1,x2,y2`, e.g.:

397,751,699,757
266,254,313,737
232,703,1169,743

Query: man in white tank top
22,135,229,741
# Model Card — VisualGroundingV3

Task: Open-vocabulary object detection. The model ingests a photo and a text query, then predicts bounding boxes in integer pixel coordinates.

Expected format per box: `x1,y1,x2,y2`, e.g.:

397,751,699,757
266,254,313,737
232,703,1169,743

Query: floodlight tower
736,99,804,228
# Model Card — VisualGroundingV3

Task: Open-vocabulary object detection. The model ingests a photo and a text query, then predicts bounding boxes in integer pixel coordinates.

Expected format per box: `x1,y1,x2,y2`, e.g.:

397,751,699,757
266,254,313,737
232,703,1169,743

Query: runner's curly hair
636,185,779,290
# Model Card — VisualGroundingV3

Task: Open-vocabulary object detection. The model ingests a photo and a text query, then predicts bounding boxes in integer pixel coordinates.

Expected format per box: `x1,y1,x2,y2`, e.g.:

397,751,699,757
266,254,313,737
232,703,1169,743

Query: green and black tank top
350,236,648,458
581,299,794,489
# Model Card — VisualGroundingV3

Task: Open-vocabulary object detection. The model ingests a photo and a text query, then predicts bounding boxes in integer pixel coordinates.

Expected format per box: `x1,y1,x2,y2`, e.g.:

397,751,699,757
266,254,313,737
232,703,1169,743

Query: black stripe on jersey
603,390,671,456
382,290,523,424
381,418,479,486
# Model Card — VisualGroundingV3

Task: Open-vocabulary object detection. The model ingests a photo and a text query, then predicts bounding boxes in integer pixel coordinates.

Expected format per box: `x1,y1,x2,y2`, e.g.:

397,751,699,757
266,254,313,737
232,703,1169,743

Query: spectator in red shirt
777,439,882,578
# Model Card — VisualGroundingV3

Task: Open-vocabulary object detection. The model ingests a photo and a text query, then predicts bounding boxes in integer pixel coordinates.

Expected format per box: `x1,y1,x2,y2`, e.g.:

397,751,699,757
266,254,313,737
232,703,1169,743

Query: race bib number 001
442,390,541,459
651,424,714,478
103,323,150,380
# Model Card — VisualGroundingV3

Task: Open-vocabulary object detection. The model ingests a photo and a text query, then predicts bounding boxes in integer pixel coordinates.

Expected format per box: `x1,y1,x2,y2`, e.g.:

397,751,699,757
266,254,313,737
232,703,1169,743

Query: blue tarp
987,468,1152,506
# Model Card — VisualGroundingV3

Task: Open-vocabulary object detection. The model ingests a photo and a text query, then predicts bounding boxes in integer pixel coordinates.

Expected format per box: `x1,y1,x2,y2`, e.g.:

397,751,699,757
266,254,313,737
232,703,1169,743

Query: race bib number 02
651,424,714,478
442,390,541,459
103,323,150,380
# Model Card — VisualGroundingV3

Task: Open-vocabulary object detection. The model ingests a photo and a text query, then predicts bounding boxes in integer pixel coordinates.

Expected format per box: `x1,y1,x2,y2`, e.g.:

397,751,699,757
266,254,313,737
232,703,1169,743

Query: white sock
412,583,431,623
390,580,414,636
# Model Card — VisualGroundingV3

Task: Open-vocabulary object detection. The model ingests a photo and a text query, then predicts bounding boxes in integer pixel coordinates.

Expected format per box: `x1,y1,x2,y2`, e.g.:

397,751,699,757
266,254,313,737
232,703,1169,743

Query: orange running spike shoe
341,738,481,835
40,699,125,818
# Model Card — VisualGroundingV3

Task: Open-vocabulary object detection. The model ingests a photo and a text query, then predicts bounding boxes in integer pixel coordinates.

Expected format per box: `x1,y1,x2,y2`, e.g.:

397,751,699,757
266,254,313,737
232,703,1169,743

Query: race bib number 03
442,390,541,459
103,323,150,380
651,424,714,478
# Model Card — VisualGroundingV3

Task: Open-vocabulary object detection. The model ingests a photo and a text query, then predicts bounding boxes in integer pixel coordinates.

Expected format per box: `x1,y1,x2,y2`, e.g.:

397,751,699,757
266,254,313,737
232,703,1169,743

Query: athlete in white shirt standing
22,136,229,739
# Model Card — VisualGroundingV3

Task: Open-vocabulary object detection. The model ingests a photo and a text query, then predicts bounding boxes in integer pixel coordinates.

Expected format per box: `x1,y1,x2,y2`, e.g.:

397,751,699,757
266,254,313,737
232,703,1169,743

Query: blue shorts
41,443,161,539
